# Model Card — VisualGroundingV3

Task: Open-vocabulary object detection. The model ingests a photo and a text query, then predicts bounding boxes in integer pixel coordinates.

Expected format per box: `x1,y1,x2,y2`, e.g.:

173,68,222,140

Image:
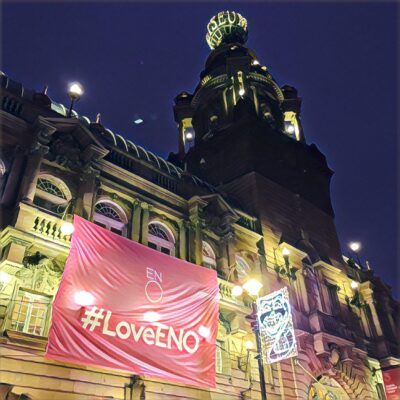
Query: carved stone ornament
19,252,63,293
48,133,83,169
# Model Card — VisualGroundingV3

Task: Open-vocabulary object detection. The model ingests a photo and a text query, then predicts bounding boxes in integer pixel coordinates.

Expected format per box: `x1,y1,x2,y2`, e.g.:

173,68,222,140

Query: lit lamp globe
68,82,84,101
349,242,361,252
60,221,74,236
232,285,244,297
0,271,11,284
282,247,290,257
244,340,254,350
242,278,263,297
350,280,359,290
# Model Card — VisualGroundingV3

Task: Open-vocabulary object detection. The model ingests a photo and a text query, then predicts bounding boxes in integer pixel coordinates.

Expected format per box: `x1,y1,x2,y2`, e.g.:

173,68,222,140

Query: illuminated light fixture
349,242,361,252
60,221,75,236
282,247,290,257
185,131,194,141
74,290,95,306
0,271,11,284
67,82,83,117
232,285,244,297
244,340,254,350
350,280,359,290
134,118,144,125
68,82,83,100
243,278,263,296
198,325,211,338
286,124,295,134
143,311,160,322
252,60,260,65
238,88,245,96
274,247,298,282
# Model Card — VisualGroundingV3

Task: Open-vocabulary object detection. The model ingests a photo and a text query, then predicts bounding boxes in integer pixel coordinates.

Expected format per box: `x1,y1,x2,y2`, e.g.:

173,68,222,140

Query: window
202,241,217,269
216,340,231,375
11,290,51,336
235,254,250,281
148,222,175,256
33,175,71,216
93,201,128,236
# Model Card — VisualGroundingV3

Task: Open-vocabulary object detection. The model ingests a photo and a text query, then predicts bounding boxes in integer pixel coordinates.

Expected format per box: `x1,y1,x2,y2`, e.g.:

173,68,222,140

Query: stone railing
218,278,250,308
15,202,72,244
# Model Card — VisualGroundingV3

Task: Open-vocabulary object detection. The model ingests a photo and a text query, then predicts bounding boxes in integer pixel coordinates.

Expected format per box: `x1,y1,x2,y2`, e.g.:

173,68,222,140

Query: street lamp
232,278,267,400
348,241,362,268
67,82,83,117
60,199,75,236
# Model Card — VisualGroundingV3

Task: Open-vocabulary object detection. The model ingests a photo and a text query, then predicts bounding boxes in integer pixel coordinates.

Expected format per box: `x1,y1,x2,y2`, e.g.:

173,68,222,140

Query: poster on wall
257,286,298,364
382,366,400,400
46,216,219,388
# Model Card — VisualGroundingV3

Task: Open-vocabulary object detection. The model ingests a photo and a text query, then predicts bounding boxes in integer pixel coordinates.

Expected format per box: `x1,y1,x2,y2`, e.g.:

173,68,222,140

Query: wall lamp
274,248,298,282
345,280,366,310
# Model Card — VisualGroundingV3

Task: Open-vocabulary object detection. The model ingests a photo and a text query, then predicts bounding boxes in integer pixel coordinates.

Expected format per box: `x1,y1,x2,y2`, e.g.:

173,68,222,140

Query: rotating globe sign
206,11,248,50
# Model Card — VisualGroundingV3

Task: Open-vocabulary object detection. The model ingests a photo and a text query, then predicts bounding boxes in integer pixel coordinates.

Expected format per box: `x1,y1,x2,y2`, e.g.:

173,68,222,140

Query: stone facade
0,11,399,400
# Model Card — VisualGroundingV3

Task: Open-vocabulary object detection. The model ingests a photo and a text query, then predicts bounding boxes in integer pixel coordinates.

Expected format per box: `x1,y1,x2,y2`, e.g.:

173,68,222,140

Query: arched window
33,174,71,216
148,222,175,256
202,241,217,269
93,201,128,236
235,254,251,281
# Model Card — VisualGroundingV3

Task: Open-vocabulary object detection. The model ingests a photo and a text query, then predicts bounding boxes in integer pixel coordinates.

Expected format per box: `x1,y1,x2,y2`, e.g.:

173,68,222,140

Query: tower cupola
173,11,304,159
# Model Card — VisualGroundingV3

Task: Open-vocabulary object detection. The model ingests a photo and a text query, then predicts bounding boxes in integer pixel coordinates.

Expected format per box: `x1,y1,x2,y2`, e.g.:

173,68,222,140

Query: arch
93,200,128,236
308,376,351,400
33,174,71,216
235,254,251,281
202,241,217,269
148,221,175,256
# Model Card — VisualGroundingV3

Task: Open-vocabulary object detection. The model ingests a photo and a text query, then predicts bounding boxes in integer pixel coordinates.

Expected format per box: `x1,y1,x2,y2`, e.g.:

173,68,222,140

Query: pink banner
46,216,219,388
383,367,400,400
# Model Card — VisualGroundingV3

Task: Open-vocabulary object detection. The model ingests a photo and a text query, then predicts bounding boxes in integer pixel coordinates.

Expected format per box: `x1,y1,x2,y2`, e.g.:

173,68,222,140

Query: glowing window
148,222,175,256
93,201,127,236
36,178,66,199
202,241,217,269
33,175,71,216
11,290,51,336
235,254,250,280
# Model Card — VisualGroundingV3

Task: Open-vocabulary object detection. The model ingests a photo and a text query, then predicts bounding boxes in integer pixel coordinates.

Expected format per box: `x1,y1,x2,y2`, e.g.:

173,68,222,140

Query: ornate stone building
0,11,398,400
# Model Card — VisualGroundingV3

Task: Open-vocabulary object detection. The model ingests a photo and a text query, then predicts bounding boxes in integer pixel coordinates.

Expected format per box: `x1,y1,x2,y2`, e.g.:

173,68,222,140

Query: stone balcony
218,278,250,310
14,202,72,246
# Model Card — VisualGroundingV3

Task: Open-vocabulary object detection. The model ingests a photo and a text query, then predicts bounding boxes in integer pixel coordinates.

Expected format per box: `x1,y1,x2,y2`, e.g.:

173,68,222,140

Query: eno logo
145,267,163,303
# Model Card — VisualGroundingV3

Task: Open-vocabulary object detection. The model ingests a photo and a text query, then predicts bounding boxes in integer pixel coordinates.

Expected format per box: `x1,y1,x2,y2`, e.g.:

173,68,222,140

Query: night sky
3,2,398,297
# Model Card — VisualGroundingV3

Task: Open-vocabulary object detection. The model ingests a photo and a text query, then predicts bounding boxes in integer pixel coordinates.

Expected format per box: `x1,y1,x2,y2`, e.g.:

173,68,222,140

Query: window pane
148,242,157,250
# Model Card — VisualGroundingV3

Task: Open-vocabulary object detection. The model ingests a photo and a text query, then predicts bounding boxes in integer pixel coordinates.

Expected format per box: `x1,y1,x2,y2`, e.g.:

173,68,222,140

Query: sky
2,1,398,297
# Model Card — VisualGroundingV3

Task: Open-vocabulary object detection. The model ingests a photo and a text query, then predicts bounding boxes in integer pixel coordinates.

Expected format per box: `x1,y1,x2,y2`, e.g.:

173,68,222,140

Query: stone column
75,167,99,219
131,200,142,242
140,202,150,245
20,144,49,202
361,285,383,337
1,147,25,207
178,220,187,260
20,120,56,202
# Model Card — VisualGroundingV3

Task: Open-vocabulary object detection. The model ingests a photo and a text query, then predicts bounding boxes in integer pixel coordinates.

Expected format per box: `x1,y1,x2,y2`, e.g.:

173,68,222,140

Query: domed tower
173,11,304,157
171,11,343,266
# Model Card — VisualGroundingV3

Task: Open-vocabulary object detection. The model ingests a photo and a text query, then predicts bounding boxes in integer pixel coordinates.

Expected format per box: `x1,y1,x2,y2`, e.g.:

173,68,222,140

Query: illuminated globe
206,11,248,50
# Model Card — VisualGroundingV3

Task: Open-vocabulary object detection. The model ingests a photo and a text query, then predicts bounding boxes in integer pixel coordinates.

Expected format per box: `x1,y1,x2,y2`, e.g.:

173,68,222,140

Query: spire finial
96,113,101,124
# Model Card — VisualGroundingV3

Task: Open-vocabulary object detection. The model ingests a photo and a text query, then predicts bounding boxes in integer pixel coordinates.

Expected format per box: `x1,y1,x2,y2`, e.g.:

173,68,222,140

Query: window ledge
3,329,47,350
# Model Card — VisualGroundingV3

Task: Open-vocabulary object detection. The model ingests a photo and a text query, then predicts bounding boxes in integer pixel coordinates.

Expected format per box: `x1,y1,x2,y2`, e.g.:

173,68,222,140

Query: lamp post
233,278,267,400
349,241,362,268
67,82,83,117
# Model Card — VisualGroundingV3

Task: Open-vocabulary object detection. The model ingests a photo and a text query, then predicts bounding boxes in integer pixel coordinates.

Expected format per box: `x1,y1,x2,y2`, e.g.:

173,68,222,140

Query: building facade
0,11,398,400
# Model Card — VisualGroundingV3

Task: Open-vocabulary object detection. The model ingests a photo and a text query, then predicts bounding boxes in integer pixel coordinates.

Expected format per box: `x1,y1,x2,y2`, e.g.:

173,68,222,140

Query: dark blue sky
3,2,398,296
